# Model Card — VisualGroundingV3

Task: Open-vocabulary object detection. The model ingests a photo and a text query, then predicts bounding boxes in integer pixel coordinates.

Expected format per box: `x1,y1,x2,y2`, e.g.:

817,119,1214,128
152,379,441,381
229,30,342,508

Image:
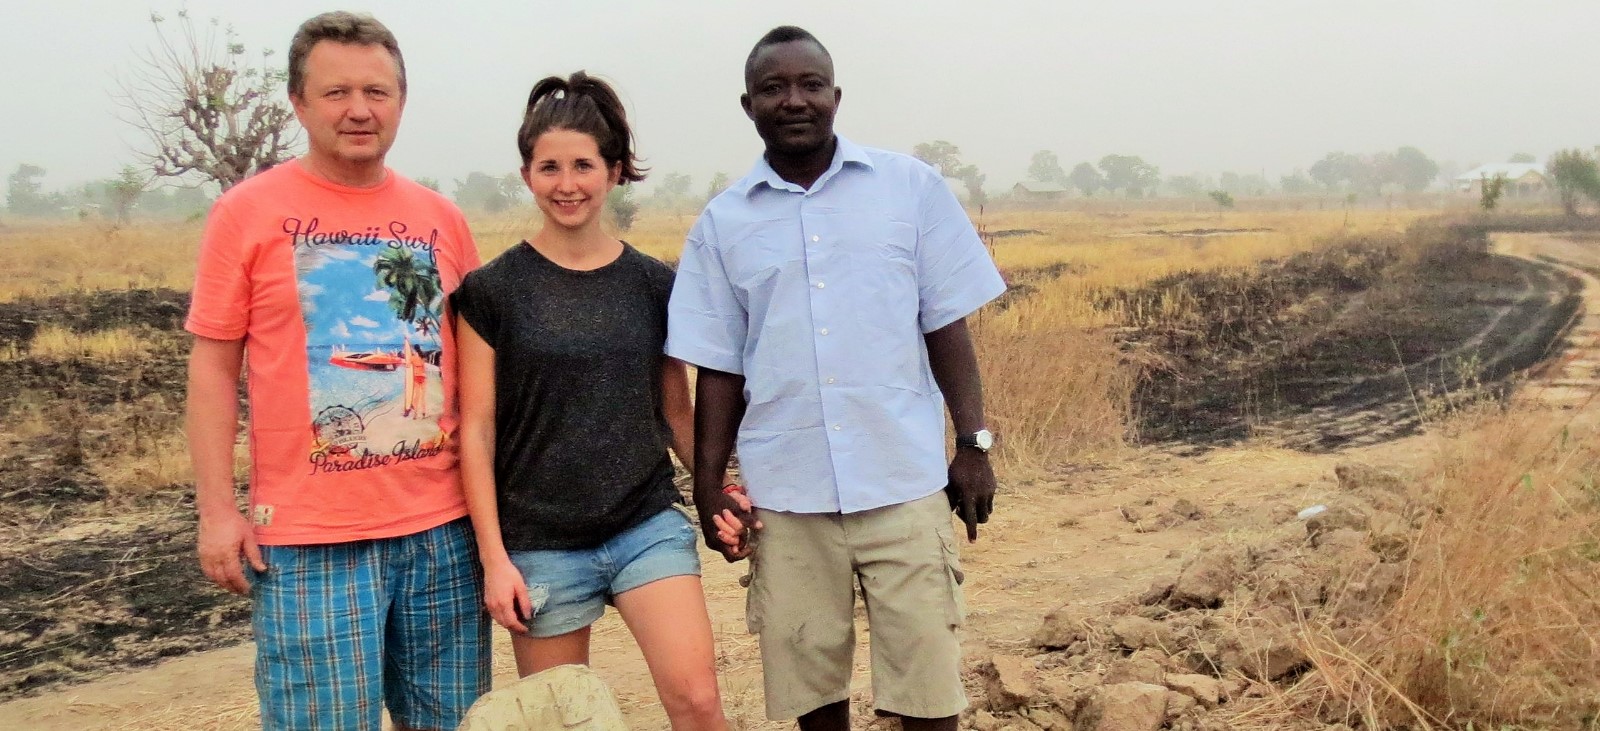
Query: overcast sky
4,1,1597,194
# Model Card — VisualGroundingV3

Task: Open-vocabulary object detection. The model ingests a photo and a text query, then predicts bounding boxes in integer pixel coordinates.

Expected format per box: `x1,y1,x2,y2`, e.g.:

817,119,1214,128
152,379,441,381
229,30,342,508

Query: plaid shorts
251,518,492,731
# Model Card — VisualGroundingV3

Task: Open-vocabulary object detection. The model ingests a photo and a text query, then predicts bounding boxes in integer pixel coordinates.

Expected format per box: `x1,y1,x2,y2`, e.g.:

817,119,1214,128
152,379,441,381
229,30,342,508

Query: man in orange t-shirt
184,12,488,730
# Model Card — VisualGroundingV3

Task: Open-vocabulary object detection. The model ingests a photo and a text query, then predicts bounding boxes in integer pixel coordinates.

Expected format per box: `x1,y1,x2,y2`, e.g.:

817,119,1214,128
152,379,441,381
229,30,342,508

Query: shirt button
811,235,820,242
833,424,842,431
826,377,836,384
819,328,829,336
815,281,825,289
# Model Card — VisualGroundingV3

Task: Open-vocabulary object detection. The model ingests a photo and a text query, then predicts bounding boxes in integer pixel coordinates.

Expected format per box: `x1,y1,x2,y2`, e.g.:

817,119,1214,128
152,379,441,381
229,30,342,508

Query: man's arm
693,367,757,561
924,318,997,542
186,335,265,595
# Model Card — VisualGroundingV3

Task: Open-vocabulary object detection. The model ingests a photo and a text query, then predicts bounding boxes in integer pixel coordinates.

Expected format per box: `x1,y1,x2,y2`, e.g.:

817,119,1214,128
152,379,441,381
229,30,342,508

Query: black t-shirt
450,241,680,551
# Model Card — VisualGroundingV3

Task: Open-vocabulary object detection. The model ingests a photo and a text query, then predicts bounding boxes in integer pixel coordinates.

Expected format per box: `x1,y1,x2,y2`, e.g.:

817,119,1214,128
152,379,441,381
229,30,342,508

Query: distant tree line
1025,151,1161,198
4,162,212,221
1015,146,1455,202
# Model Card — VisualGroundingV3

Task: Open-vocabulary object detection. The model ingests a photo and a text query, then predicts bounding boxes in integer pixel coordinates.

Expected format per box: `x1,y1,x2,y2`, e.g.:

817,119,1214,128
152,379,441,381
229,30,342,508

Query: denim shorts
507,505,702,638
250,517,492,731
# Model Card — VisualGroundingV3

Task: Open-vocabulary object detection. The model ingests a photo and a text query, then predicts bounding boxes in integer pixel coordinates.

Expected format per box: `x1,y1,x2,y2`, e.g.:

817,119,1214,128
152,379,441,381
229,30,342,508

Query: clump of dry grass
973,320,1134,476
1298,410,1600,729
23,324,153,361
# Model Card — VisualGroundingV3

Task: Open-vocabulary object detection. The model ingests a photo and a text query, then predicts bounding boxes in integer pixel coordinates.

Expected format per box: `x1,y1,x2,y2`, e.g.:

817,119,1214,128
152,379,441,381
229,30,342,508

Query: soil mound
966,461,1420,731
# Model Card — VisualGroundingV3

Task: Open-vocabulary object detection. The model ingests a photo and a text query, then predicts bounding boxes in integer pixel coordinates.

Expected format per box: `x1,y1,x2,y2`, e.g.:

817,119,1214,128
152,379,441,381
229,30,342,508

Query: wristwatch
956,429,994,453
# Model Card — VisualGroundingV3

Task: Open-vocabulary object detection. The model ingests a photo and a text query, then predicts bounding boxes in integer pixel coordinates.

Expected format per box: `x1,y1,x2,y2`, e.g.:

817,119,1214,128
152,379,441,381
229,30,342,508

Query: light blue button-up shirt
666,137,1006,514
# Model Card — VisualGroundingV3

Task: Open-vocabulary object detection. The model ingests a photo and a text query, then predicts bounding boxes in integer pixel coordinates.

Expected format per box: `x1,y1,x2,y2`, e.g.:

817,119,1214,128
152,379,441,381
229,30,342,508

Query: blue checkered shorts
250,518,491,731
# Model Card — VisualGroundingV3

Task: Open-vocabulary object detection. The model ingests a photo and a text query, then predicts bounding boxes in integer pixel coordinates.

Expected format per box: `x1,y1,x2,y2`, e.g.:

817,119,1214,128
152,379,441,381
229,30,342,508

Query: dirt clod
985,655,1039,712
1109,616,1174,653
1171,550,1242,609
1305,504,1368,537
1164,674,1222,709
1090,682,1168,731
1036,605,1093,649
1103,654,1165,686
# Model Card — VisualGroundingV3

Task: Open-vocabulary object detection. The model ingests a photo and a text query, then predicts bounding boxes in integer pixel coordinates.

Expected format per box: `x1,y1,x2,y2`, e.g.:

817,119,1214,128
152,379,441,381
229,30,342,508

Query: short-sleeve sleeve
645,256,675,310
450,269,500,349
913,171,1008,333
664,216,747,374
453,212,483,273
184,201,251,341
645,256,676,339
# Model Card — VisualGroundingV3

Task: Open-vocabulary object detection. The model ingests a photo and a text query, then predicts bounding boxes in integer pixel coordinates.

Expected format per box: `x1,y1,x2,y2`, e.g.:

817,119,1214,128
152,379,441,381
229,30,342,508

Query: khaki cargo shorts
745,491,967,720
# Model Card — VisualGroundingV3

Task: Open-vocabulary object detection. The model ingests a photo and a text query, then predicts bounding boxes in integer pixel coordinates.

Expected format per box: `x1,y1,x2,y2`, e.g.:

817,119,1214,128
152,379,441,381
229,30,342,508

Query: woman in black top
452,72,746,730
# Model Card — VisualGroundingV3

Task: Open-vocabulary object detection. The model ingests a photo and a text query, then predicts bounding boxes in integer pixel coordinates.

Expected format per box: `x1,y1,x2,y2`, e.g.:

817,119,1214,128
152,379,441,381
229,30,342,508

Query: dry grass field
2,203,1598,730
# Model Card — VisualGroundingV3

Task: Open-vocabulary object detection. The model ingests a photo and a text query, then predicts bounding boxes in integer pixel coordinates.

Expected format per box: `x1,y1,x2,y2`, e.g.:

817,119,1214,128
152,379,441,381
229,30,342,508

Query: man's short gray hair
287,11,406,98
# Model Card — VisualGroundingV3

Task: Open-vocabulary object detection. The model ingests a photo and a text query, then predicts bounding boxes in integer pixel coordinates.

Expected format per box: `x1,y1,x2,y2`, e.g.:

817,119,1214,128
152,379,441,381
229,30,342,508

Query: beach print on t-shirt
292,219,448,474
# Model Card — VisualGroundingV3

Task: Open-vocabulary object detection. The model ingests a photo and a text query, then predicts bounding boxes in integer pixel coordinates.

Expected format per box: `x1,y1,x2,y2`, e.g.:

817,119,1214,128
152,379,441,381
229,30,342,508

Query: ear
740,93,755,121
520,165,534,191
834,86,842,106
288,93,315,135
608,162,622,188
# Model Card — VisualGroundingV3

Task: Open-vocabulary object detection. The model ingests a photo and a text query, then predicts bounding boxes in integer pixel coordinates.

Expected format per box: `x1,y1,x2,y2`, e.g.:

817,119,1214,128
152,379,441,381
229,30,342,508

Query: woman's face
521,128,619,232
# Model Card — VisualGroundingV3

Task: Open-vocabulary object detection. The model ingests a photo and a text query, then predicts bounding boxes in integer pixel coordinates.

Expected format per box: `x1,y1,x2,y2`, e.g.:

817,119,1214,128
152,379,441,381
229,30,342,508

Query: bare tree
118,11,298,192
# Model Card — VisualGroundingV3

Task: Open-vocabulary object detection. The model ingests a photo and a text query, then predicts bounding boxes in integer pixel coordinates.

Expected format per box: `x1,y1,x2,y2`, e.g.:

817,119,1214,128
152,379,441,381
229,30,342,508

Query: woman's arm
456,316,530,632
662,356,695,476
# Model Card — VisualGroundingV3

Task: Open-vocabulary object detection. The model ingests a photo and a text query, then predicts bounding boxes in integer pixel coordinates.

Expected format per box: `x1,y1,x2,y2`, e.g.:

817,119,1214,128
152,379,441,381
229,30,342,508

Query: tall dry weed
1304,411,1600,729
974,322,1133,476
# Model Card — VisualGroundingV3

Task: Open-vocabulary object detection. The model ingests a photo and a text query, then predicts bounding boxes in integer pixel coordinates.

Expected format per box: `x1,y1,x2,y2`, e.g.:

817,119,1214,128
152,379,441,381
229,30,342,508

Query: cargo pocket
935,519,967,628
744,548,764,635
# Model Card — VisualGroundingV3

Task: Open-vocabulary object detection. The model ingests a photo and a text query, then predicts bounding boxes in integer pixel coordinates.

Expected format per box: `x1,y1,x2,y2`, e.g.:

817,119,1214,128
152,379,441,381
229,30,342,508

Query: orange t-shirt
186,162,482,545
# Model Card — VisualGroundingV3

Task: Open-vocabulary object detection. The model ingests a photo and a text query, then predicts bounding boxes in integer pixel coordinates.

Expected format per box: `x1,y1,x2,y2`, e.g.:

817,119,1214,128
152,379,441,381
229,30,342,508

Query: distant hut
1011,180,1070,204
1454,163,1548,197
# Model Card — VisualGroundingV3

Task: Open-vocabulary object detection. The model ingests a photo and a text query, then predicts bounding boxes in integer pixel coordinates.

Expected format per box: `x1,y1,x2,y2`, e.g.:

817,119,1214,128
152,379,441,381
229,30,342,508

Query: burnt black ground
1117,235,1580,451
0,288,251,698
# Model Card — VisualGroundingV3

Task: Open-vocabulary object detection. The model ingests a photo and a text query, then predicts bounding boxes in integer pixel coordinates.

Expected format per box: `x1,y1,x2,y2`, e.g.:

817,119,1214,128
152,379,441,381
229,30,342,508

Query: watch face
975,430,994,450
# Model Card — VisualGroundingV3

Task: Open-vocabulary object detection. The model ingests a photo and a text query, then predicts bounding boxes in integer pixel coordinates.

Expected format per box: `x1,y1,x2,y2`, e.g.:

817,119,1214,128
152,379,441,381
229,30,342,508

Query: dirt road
1,233,1593,730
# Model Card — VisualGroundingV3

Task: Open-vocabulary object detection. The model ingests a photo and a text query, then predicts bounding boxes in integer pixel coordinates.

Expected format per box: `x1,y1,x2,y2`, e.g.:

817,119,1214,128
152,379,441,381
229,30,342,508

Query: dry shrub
973,311,1135,477
88,428,194,496
25,324,153,361
1303,410,1600,729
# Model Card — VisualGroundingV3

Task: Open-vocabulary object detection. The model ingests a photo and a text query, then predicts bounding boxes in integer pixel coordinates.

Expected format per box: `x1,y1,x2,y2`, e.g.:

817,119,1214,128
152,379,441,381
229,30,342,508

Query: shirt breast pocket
873,218,918,268
726,231,797,293
850,218,921,335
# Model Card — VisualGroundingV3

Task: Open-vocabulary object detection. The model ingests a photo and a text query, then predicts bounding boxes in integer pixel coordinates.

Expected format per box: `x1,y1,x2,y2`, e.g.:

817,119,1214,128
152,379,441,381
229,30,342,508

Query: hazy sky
4,1,1598,194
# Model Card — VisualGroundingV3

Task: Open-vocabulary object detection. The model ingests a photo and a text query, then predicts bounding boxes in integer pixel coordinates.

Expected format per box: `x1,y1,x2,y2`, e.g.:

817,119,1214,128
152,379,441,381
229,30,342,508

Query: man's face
741,40,840,159
290,41,405,177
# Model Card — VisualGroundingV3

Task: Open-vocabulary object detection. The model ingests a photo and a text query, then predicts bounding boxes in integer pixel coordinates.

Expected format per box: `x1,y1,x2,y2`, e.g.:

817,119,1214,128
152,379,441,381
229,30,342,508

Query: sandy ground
1,233,1594,730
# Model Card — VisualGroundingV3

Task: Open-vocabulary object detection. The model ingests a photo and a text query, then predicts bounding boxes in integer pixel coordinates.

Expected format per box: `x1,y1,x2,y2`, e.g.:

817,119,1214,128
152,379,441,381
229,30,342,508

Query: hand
197,510,267,595
698,487,762,562
482,558,533,633
944,448,997,542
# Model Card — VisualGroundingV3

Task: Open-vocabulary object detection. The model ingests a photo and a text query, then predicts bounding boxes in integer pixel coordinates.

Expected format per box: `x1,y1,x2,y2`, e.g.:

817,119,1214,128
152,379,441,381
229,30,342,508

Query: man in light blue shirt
666,25,1006,731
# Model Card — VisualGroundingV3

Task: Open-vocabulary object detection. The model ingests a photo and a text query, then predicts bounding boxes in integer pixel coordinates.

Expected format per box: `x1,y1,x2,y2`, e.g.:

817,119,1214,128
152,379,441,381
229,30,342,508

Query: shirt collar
738,135,875,197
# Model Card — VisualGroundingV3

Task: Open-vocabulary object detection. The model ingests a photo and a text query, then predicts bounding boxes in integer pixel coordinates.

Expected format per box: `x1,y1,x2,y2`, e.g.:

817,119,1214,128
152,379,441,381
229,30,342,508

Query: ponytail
516,71,646,184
